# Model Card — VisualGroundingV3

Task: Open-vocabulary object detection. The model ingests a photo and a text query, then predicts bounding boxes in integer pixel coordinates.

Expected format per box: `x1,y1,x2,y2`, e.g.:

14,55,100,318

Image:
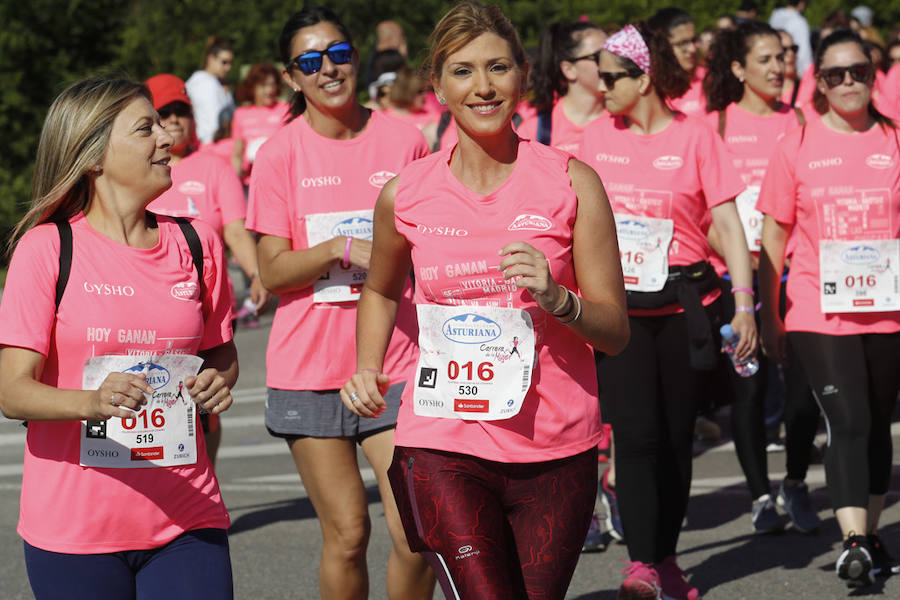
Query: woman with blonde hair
0,77,237,598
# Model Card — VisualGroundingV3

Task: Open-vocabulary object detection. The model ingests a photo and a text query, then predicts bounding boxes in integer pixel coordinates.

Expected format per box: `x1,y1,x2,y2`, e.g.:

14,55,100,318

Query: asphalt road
1,315,899,599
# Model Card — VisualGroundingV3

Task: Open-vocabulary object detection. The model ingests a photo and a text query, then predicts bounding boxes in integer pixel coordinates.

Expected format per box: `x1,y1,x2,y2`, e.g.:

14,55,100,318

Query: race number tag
820,239,900,313
614,215,673,292
80,354,204,468
413,305,534,421
735,186,763,252
305,210,374,303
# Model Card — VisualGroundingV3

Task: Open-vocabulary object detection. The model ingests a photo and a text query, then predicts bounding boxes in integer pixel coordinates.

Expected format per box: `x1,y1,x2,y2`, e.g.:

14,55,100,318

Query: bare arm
223,219,270,310
340,177,410,417
231,138,245,177
758,215,792,364
256,232,372,295
710,200,757,359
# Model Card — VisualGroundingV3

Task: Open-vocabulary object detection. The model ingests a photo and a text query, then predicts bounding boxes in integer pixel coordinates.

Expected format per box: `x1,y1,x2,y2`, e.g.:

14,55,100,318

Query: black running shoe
836,534,874,588
868,533,900,577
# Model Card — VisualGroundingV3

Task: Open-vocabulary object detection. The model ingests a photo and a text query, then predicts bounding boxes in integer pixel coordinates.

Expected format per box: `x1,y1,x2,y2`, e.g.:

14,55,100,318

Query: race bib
735,186,763,252
615,215,673,292
305,210,373,303
820,239,900,313
80,354,204,468
413,305,535,421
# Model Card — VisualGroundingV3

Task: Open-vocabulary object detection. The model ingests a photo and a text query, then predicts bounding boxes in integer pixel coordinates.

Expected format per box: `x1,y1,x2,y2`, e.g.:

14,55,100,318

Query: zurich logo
442,313,502,344
178,443,185,452
507,399,515,407
842,245,880,265
617,219,650,240
123,362,171,390
331,216,374,240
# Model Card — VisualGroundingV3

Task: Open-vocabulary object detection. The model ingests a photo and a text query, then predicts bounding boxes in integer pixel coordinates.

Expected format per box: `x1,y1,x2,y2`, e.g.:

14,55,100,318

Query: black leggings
596,304,720,563
788,331,900,509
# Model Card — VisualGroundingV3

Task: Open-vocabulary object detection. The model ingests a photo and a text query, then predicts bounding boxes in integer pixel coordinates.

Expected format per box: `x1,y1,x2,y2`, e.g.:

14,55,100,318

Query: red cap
145,74,191,110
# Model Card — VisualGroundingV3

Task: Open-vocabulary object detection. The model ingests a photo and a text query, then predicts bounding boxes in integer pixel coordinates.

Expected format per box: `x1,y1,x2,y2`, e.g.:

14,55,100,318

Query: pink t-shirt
149,152,246,237
231,101,290,185
392,140,601,463
705,103,805,274
383,109,437,131
579,113,744,313
247,111,428,389
517,101,607,156
669,66,707,118
0,213,234,553
438,115,459,152
198,137,235,165
757,118,900,335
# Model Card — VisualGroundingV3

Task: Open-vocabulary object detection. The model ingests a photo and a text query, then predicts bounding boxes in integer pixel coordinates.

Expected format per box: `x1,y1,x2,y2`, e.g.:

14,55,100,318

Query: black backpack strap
512,112,523,129
717,110,727,139
433,111,452,152
173,217,204,292
55,221,72,311
790,80,800,108
793,106,806,127
536,109,552,145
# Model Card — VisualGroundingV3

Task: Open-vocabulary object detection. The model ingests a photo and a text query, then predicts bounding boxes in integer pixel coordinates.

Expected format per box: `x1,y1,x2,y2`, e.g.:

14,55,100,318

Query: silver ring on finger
349,391,360,403
110,394,118,407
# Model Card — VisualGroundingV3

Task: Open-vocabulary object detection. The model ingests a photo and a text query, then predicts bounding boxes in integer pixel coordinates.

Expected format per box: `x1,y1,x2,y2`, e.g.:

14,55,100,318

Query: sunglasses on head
818,62,874,89
570,50,602,65
288,41,353,75
598,70,640,89
158,102,192,119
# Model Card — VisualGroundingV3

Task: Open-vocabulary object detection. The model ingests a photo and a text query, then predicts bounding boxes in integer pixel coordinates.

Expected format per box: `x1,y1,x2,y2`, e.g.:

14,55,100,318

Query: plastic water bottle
720,324,759,377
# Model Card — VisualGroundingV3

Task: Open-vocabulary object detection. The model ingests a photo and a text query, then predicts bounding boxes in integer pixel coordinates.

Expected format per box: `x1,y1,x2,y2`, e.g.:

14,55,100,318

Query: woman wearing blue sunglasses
245,6,435,599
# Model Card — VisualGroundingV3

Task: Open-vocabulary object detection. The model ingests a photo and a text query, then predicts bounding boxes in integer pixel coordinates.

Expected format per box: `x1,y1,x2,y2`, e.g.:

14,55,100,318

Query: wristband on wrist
557,290,583,325
735,305,754,314
341,236,353,269
550,285,572,315
731,286,754,297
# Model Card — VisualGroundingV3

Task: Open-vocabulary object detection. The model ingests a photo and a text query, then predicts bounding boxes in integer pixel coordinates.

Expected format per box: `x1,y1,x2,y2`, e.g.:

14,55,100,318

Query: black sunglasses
287,42,353,75
570,50,601,65
784,44,799,54
158,102,192,119
598,70,640,89
818,62,874,89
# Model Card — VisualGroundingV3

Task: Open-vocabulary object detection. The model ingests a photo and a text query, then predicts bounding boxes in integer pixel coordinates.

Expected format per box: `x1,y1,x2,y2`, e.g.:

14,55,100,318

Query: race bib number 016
820,239,900,313
413,305,534,421
614,215,673,292
735,186,763,252
305,210,374,303
80,354,203,468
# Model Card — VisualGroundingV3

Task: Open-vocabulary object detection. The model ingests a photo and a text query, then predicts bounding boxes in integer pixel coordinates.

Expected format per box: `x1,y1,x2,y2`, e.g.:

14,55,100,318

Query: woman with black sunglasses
579,21,755,600
245,6,434,599
517,20,607,155
758,29,900,589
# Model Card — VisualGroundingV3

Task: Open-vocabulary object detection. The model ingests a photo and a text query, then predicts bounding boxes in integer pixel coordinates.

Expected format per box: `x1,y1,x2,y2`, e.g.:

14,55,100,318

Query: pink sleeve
517,116,537,140
0,225,59,355
213,159,247,226
231,108,246,140
696,122,745,208
194,220,235,350
756,133,799,225
246,134,292,238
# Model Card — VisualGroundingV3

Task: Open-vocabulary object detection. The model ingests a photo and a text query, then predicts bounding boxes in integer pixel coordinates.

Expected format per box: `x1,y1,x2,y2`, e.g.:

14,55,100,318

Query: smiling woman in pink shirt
758,29,900,588
341,3,628,598
245,6,433,599
0,78,238,599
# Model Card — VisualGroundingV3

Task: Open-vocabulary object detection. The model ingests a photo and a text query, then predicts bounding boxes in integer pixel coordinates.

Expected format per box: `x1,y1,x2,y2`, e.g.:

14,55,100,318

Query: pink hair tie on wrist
341,236,352,269
735,306,754,313
731,286,754,297
602,24,651,76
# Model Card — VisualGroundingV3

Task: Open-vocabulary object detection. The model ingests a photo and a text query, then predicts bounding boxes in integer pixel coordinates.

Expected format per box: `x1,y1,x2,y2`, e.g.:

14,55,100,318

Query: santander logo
177,180,206,195
368,170,396,188
508,214,552,231
170,281,199,301
652,155,683,170
865,154,894,170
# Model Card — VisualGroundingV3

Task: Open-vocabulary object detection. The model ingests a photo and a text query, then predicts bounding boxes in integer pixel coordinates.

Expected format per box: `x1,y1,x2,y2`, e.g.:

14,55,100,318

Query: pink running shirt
579,112,744,314
231,101,289,185
392,140,602,463
669,66,707,117
705,103,804,274
0,213,233,553
518,101,607,156
383,109,437,131
149,152,246,237
757,118,900,335
247,111,428,390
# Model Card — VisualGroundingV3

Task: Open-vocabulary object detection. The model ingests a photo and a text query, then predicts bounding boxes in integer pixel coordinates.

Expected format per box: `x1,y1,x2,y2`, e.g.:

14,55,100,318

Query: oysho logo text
301,175,342,188
808,157,842,170
417,224,469,237
83,282,135,297
595,152,631,165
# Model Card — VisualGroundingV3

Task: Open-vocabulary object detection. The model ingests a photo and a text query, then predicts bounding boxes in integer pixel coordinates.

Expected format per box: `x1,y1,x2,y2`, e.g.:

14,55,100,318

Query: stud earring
437,96,446,105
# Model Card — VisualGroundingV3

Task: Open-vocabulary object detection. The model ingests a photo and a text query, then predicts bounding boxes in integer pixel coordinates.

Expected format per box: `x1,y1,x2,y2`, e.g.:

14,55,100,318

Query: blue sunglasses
288,42,353,75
